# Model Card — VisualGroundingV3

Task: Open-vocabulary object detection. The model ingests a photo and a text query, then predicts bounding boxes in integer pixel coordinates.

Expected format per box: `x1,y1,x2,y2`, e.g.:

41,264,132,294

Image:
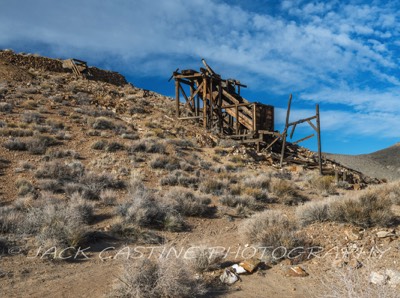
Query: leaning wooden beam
307,119,317,132
290,123,297,139
293,134,314,144
202,58,217,75
264,135,281,151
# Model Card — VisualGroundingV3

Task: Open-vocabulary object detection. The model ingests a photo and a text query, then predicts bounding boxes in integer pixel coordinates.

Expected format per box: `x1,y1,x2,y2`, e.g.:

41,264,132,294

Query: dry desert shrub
91,116,115,130
22,197,89,249
188,246,225,273
0,206,22,233
115,257,207,298
164,187,212,217
242,173,271,189
3,139,27,151
117,177,185,231
297,188,394,228
240,210,306,250
0,102,13,113
21,111,43,124
220,194,256,209
92,140,108,150
329,191,393,228
376,181,400,205
296,199,331,226
127,139,166,154
0,128,34,137
319,266,399,298
149,155,180,171
307,173,336,195
160,170,199,188
199,178,227,195
270,178,305,205
15,179,35,196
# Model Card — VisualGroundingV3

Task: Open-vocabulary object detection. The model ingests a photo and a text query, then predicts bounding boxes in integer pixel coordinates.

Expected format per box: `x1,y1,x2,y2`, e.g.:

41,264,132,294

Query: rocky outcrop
0,50,127,86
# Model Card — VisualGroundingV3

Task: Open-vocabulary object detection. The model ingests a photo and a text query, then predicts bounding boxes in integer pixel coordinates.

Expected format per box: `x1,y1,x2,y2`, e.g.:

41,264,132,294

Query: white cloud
0,0,399,149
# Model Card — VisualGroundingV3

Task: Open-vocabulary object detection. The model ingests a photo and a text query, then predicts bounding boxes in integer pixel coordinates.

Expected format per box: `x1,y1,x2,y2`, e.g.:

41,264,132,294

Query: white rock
220,269,239,285
369,271,387,285
386,269,400,286
232,264,247,274
376,231,395,238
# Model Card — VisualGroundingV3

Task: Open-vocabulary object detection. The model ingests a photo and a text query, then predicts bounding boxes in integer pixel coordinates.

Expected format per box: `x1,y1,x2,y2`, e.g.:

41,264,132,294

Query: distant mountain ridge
327,143,400,181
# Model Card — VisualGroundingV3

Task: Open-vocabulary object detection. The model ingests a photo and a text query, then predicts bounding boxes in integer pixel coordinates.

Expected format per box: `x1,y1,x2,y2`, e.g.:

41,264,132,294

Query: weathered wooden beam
307,119,317,132
264,135,281,151
288,115,317,127
280,94,292,168
174,74,203,80
175,80,180,117
203,77,207,129
221,103,253,109
178,116,202,120
290,123,297,139
293,134,314,144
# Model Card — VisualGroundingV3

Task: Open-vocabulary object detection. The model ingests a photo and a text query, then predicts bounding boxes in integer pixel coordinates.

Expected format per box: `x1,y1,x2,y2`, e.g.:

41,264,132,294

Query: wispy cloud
0,0,399,153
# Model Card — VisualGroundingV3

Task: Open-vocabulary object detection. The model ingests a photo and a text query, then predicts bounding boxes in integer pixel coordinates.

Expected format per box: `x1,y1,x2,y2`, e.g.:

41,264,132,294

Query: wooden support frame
279,95,323,175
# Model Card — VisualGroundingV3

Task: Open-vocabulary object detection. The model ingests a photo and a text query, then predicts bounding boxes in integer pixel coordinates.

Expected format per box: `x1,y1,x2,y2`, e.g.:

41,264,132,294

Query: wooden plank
221,103,253,109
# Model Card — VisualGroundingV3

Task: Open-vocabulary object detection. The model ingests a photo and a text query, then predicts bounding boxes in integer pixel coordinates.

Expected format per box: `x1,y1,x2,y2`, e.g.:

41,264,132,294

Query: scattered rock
369,271,387,285
386,269,400,286
239,258,261,273
376,230,395,238
232,264,247,275
345,228,362,241
285,266,309,277
220,269,239,285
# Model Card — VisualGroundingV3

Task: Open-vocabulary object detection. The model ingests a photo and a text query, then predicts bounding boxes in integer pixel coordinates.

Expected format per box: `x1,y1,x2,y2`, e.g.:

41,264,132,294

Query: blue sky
1,0,399,155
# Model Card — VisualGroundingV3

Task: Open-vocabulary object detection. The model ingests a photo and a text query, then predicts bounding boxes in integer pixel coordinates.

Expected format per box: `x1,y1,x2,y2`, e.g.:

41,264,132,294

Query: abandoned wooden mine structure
171,59,323,173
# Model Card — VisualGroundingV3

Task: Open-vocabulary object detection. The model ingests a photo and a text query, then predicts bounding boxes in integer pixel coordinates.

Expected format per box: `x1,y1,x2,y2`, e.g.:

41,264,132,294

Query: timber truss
171,59,323,173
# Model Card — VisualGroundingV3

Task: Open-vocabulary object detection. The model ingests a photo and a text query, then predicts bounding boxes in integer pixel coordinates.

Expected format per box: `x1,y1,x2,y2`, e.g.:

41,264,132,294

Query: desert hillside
327,144,400,181
0,50,399,298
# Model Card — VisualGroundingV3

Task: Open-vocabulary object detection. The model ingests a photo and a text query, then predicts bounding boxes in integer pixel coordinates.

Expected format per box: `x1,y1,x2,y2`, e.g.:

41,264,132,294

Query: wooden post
175,80,180,117
253,103,256,131
280,94,292,168
203,77,207,129
209,79,213,129
218,81,223,132
190,84,194,113
235,104,239,135
316,104,322,175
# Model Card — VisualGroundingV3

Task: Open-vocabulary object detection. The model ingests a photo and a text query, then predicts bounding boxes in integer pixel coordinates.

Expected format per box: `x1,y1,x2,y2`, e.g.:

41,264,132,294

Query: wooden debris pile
230,142,382,186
